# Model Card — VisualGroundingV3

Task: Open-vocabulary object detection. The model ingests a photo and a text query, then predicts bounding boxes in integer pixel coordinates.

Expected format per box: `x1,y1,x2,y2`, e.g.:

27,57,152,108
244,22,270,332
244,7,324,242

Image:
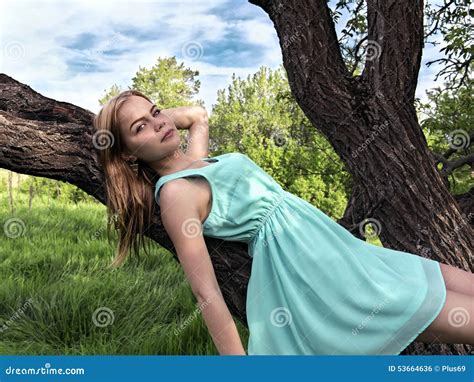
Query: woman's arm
161,106,206,130
159,179,246,355
161,106,209,159
197,288,247,355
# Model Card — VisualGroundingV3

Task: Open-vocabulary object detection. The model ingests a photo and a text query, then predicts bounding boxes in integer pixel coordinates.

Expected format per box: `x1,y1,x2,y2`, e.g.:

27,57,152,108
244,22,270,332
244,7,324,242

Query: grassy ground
0,191,249,355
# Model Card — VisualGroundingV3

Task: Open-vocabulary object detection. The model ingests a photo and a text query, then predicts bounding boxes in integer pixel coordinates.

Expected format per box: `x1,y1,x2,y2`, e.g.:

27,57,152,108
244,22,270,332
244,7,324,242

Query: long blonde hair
92,90,159,268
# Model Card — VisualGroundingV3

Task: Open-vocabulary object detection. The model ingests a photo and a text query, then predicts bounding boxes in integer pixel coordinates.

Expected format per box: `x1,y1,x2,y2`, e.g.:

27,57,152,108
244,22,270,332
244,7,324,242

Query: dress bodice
155,152,287,245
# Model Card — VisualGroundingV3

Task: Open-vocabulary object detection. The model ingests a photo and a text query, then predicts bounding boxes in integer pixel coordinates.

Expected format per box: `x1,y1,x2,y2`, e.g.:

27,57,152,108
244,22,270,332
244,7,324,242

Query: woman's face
117,95,179,162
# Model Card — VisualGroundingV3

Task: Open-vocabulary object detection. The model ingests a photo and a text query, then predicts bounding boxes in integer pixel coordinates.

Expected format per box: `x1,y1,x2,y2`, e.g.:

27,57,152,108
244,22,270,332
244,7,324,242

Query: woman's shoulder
158,178,203,210
158,178,210,228
158,177,210,219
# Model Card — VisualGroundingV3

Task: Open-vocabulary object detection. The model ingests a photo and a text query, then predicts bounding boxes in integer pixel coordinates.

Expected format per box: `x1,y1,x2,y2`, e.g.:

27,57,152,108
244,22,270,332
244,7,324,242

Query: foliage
99,56,204,108
210,65,351,219
417,79,473,195
330,0,473,87
98,84,122,106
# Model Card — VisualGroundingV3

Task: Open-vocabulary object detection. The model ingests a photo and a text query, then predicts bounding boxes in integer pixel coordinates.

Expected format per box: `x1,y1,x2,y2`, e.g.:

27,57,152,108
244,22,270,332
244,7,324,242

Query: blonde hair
92,90,159,268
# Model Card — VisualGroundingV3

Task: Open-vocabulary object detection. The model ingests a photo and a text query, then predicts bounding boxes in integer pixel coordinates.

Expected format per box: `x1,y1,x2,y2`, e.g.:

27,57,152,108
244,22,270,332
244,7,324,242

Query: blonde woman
92,89,474,356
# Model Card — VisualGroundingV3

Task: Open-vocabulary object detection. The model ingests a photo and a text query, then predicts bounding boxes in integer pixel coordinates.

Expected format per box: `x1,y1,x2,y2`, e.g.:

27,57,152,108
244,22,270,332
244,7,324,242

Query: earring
126,157,139,176
130,161,139,176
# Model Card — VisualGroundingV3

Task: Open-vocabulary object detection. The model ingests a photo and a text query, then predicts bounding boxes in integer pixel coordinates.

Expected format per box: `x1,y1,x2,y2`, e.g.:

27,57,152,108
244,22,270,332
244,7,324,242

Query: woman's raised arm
161,106,209,160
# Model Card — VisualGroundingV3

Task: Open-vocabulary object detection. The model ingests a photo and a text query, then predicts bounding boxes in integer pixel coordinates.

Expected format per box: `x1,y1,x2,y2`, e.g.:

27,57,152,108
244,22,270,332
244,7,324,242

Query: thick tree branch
0,73,252,327
432,151,474,176
247,1,473,357
364,0,425,104
2,0,473,355
249,0,353,129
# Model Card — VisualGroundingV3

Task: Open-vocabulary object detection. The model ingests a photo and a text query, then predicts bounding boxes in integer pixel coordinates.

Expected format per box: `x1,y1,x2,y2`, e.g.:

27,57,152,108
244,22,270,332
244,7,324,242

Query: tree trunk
1,0,472,355
29,182,33,211
0,73,252,327
454,189,474,225
248,0,473,355
7,170,14,214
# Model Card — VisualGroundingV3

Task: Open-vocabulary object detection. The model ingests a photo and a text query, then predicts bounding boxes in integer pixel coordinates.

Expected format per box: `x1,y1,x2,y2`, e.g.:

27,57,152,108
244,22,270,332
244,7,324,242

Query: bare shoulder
159,178,208,225
159,178,199,212
159,179,208,254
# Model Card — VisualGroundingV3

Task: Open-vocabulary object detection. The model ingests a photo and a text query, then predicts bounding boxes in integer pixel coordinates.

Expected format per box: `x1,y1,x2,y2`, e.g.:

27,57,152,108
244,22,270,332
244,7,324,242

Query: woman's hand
161,106,207,130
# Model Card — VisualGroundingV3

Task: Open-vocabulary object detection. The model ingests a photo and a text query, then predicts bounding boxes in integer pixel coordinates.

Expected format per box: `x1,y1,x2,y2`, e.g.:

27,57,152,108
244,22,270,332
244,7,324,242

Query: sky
0,0,448,115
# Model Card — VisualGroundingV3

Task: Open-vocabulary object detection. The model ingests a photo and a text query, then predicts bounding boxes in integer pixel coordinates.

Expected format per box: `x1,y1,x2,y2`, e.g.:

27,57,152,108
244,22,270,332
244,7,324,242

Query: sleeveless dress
154,152,447,355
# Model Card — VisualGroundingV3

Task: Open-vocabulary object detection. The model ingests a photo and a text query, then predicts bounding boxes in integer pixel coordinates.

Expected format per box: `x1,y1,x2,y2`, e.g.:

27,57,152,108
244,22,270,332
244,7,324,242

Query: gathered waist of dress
248,191,290,252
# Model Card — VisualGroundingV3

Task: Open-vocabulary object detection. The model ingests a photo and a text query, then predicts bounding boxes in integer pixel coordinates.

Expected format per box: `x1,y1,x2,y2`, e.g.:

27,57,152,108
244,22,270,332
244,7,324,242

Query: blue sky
0,0,447,115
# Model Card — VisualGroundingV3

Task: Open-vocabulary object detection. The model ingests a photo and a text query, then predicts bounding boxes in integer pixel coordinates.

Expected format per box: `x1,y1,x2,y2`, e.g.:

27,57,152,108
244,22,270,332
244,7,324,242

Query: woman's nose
154,121,165,131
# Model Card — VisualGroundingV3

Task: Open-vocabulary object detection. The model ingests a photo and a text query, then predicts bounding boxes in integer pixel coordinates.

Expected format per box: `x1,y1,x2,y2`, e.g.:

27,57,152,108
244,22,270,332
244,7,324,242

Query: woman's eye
136,109,159,134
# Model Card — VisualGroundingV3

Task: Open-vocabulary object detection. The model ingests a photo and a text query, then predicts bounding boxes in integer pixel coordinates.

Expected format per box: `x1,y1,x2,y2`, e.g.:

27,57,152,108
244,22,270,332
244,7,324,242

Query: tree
0,0,472,355
98,56,205,153
245,0,473,356
99,57,203,108
98,84,123,106
210,65,351,220
418,81,473,194
130,56,203,108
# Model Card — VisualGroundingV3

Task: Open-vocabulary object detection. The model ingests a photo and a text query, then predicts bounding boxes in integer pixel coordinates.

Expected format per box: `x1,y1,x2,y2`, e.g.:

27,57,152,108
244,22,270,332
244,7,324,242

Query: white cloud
0,0,260,113
0,0,448,117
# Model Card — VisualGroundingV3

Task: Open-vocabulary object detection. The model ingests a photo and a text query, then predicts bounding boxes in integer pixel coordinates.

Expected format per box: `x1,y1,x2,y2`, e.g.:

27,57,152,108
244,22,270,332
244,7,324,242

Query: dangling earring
130,161,139,176
126,156,139,177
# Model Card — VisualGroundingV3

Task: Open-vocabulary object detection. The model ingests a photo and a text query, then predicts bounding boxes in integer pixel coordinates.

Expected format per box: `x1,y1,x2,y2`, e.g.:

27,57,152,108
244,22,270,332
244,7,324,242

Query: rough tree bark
0,74,252,327
247,0,473,355
0,0,472,355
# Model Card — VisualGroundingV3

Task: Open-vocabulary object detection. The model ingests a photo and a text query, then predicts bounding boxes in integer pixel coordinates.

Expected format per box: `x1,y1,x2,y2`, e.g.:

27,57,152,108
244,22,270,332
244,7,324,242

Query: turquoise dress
154,152,447,355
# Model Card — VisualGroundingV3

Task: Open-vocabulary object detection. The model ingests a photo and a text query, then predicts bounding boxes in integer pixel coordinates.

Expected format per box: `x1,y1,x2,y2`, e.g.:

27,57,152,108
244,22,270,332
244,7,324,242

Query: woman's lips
162,130,174,141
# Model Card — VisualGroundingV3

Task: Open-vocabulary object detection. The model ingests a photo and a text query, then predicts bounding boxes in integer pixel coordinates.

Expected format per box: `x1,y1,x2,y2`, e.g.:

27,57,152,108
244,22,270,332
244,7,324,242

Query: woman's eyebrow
129,104,156,131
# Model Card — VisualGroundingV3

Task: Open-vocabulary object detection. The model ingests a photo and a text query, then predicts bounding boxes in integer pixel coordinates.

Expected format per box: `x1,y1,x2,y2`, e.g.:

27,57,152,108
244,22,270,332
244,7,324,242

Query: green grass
0,191,249,355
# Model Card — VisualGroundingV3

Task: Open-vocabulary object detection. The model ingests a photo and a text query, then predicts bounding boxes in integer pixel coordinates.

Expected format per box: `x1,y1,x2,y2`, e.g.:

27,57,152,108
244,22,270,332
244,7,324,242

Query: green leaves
210,65,350,219
98,56,203,108
417,80,473,194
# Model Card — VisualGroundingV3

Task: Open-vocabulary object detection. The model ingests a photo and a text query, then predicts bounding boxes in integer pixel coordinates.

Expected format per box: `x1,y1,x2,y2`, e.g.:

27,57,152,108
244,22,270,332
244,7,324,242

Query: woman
92,89,474,355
